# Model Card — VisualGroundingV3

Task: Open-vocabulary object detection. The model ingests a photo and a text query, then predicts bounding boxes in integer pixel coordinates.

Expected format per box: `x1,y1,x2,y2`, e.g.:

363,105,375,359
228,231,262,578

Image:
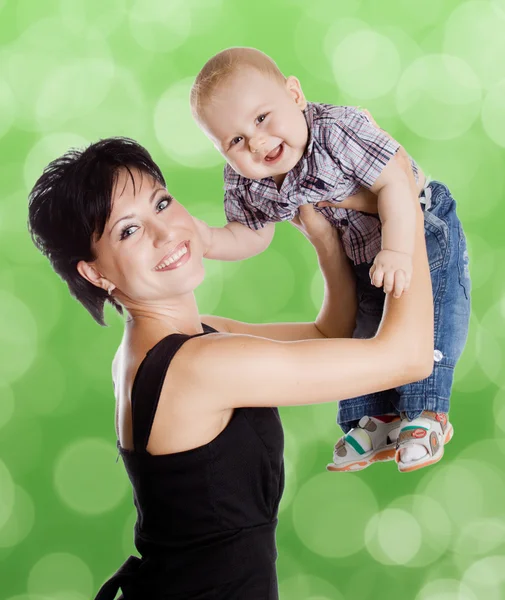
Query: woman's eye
120,226,138,240
156,197,172,212
256,114,266,124
230,136,243,147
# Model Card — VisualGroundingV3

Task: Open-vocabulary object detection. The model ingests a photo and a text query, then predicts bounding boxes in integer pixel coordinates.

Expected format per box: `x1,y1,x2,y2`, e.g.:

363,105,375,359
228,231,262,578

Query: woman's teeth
155,245,188,270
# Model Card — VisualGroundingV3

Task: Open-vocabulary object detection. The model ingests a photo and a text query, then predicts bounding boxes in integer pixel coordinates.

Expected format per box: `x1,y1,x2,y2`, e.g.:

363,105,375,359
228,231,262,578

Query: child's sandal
395,411,454,473
327,415,400,472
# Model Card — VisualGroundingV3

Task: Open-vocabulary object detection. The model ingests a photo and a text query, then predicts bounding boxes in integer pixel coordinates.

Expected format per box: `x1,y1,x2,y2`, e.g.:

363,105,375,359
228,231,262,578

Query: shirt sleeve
224,187,269,230
324,107,401,189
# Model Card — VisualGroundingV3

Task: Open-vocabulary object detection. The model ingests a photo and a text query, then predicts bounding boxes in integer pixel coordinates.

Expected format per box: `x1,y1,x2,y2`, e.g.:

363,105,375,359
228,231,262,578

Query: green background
1,0,504,598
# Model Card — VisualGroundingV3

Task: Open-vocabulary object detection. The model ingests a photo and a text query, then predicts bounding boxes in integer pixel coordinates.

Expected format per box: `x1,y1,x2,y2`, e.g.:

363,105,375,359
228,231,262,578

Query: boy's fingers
371,267,384,288
393,271,406,298
383,271,395,294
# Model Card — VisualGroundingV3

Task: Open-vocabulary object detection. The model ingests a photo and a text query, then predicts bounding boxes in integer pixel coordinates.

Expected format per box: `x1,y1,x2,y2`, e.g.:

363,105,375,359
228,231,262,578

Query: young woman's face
89,168,206,306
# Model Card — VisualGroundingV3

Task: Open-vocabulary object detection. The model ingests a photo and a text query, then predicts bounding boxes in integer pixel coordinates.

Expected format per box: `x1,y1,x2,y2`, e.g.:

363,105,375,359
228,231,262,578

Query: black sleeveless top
95,324,285,599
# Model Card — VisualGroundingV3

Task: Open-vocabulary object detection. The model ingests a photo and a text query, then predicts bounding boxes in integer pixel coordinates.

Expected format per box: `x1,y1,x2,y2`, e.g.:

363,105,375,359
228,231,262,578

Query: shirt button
341,219,348,226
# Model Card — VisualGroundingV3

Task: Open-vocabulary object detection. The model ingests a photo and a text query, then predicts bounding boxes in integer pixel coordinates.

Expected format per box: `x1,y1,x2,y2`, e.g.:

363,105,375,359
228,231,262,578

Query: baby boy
190,47,471,472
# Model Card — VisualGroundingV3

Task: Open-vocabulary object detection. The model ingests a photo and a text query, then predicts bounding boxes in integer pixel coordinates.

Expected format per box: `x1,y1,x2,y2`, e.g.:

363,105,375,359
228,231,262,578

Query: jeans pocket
423,209,449,272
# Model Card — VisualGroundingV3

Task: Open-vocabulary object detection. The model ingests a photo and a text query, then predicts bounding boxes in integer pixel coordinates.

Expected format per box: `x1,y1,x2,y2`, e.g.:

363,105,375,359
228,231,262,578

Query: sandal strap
397,412,449,457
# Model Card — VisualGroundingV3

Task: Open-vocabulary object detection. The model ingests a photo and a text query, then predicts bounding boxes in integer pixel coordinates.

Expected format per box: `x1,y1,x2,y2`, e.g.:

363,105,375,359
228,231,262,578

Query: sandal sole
326,447,396,472
396,424,454,473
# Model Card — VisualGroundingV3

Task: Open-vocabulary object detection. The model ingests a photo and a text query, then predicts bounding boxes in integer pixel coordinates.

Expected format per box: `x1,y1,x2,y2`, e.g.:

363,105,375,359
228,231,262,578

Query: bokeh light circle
417,458,505,527
219,248,295,321
24,133,89,190
482,80,505,148
0,291,38,384
378,494,453,568
35,57,115,130
415,578,477,600
292,472,378,557
0,78,15,140
331,30,401,100
476,300,505,387
69,67,148,141
0,485,35,548
493,387,505,435
129,0,191,53
4,17,114,132
444,1,505,90
310,267,324,311
154,78,223,169
279,574,344,600
0,459,15,530
54,438,129,514
0,385,15,430
365,507,422,565
453,518,505,570
462,556,505,600
27,552,93,600
60,0,127,35
396,54,481,140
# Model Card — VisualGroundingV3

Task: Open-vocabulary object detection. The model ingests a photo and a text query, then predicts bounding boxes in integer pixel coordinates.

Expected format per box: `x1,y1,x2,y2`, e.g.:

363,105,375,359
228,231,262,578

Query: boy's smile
197,68,309,183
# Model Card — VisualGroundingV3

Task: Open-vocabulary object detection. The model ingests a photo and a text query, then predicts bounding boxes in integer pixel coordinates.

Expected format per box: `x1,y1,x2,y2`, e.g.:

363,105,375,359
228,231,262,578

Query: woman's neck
124,293,203,336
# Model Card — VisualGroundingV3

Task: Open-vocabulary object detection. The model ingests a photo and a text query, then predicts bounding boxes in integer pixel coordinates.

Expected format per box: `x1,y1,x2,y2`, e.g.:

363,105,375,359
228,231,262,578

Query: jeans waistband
419,176,433,210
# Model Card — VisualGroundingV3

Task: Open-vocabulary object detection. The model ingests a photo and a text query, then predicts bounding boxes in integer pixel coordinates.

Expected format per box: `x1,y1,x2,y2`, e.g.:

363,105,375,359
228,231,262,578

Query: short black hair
28,137,166,326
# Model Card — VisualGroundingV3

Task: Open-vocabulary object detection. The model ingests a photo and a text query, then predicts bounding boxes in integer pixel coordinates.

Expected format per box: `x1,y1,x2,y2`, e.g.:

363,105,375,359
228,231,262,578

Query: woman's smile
154,240,191,271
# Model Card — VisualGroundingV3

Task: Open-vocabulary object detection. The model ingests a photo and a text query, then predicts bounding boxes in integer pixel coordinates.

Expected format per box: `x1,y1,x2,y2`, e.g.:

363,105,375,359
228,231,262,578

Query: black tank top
95,324,285,599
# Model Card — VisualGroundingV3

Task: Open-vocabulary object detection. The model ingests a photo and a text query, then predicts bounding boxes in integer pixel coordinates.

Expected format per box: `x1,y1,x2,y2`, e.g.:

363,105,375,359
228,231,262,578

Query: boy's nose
249,136,266,154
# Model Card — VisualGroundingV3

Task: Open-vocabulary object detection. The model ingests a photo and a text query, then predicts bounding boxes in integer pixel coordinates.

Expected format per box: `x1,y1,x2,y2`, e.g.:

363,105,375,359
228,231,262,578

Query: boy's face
198,68,309,181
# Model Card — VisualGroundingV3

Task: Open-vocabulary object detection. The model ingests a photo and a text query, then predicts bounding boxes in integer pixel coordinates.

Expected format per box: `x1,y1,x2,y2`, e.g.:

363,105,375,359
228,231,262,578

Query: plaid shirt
223,102,419,265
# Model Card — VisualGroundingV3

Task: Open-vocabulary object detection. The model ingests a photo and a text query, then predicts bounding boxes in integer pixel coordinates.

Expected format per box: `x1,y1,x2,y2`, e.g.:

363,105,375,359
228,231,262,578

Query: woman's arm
185,188,433,409
204,204,357,341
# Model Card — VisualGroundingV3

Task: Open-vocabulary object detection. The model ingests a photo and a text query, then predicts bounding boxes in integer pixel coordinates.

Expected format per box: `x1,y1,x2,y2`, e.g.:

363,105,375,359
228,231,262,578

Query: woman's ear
285,76,307,110
77,260,113,294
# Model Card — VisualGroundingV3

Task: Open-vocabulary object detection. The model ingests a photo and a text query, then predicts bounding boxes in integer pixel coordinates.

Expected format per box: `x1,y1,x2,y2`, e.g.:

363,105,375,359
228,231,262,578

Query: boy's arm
203,205,357,341
325,108,418,297
193,218,275,261
369,148,418,296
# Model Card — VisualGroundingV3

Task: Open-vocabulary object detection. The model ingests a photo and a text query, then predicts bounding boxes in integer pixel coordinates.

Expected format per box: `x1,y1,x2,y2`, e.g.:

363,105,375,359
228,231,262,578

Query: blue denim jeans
337,181,471,433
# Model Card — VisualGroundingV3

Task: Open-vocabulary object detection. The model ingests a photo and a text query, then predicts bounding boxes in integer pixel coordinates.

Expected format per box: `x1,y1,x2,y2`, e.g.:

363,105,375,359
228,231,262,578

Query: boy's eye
230,136,243,147
256,114,267,124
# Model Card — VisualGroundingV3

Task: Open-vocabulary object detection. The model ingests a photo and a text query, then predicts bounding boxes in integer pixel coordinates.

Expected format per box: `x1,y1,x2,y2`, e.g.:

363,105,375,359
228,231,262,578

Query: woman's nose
152,222,172,248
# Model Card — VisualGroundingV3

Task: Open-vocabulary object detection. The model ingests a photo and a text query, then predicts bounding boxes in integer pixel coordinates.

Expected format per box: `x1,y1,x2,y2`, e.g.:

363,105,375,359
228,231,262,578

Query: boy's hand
369,249,412,298
192,217,213,256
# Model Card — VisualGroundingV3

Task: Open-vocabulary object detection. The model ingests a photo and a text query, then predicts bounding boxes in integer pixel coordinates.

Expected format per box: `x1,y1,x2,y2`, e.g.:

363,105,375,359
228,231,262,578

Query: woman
28,137,433,599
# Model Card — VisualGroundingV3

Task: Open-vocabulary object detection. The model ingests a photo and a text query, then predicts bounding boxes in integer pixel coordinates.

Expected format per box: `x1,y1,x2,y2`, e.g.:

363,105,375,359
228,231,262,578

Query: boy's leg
394,181,471,470
331,263,400,471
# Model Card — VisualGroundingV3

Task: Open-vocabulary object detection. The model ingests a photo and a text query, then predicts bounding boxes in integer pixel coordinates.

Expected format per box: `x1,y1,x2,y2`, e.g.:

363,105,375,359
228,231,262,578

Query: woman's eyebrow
108,187,166,236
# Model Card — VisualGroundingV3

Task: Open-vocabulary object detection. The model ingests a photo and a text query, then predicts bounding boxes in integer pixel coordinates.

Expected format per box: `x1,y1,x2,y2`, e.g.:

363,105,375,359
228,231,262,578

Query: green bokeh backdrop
1,0,505,598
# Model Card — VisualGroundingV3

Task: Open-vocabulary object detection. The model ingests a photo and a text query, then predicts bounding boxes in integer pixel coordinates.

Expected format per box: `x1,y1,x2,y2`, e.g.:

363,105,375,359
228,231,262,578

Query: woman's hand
290,204,340,251
317,187,379,214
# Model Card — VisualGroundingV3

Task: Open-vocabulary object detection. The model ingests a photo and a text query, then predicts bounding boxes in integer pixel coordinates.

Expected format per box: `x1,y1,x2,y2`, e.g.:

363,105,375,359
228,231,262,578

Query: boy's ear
285,76,307,110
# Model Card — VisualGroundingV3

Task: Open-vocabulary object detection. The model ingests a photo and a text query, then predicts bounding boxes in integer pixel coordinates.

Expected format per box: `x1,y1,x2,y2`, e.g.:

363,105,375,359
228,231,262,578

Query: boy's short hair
190,47,286,121
28,137,166,326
